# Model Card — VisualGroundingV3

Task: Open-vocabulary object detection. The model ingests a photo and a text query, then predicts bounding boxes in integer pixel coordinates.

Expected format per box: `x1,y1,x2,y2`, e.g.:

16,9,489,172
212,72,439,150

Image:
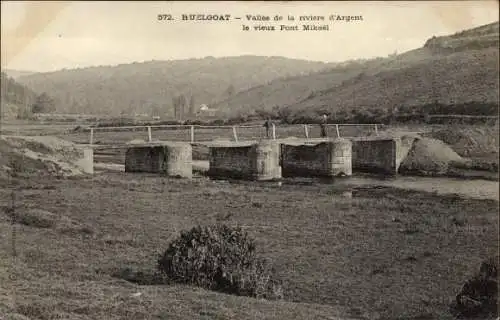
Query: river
94,161,499,201
332,175,499,201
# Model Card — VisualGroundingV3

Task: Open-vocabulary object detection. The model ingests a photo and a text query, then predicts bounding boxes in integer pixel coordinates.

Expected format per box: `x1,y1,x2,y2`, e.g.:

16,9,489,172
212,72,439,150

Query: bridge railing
85,123,382,145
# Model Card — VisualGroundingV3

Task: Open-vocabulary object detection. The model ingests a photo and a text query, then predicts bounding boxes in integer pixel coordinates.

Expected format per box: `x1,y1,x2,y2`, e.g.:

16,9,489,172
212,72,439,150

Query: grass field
1,173,498,320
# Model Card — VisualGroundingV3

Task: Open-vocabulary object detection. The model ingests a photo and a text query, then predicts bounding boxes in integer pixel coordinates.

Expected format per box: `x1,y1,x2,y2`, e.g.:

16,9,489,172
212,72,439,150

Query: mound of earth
399,137,466,175
12,209,58,228
0,135,91,178
424,126,499,158
5,207,93,234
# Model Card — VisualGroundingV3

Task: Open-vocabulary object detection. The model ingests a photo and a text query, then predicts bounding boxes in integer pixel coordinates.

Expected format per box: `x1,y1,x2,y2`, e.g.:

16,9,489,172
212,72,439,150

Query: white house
198,104,218,117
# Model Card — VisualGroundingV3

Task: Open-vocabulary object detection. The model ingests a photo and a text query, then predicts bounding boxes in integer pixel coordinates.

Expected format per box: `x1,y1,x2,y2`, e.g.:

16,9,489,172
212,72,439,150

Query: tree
179,94,187,120
225,84,235,98
151,104,161,117
188,95,196,116
32,92,55,113
173,96,178,120
173,94,187,121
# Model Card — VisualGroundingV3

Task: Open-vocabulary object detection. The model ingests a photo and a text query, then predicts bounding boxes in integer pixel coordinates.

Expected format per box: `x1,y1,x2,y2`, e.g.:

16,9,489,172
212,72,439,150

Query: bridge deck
80,137,339,150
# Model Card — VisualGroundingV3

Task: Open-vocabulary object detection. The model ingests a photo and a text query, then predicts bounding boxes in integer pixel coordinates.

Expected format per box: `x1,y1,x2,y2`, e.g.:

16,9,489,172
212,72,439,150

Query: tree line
171,94,197,121
0,72,56,119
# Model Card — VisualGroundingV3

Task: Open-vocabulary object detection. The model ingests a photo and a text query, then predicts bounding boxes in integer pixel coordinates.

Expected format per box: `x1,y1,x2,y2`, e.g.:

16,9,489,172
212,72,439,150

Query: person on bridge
264,118,272,139
320,114,328,138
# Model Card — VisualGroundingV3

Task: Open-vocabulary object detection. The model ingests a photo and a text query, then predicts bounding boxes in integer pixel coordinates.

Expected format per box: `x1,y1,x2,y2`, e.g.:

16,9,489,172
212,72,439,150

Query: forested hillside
3,69,37,80
1,73,55,120
214,21,499,123
13,22,499,124
17,56,335,117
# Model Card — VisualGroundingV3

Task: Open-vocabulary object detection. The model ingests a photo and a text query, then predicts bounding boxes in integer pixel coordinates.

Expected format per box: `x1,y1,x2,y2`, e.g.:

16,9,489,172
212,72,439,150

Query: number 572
157,14,173,21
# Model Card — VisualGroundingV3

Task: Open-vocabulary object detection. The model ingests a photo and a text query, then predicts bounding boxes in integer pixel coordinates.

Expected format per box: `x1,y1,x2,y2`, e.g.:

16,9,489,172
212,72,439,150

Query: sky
1,1,499,73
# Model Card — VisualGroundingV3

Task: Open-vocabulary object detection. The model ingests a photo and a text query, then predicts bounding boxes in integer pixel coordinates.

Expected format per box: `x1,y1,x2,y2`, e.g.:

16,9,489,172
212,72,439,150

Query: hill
214,22,499,122
16,56,336,117
0,72,39,120
2,69,37,80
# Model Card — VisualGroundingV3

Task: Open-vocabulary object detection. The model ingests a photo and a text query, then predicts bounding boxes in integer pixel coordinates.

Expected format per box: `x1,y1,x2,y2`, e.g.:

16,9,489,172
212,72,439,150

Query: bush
157,224,283,299
451,256,498,318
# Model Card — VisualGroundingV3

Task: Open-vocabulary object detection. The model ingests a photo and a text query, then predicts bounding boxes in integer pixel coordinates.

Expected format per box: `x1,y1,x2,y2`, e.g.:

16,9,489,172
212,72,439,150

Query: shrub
451,256,498,318
157,224,283,299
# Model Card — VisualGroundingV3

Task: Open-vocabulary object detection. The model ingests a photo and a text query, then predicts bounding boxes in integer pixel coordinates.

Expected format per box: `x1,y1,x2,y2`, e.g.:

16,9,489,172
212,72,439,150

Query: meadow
1,172,498,320
1,120,498,319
